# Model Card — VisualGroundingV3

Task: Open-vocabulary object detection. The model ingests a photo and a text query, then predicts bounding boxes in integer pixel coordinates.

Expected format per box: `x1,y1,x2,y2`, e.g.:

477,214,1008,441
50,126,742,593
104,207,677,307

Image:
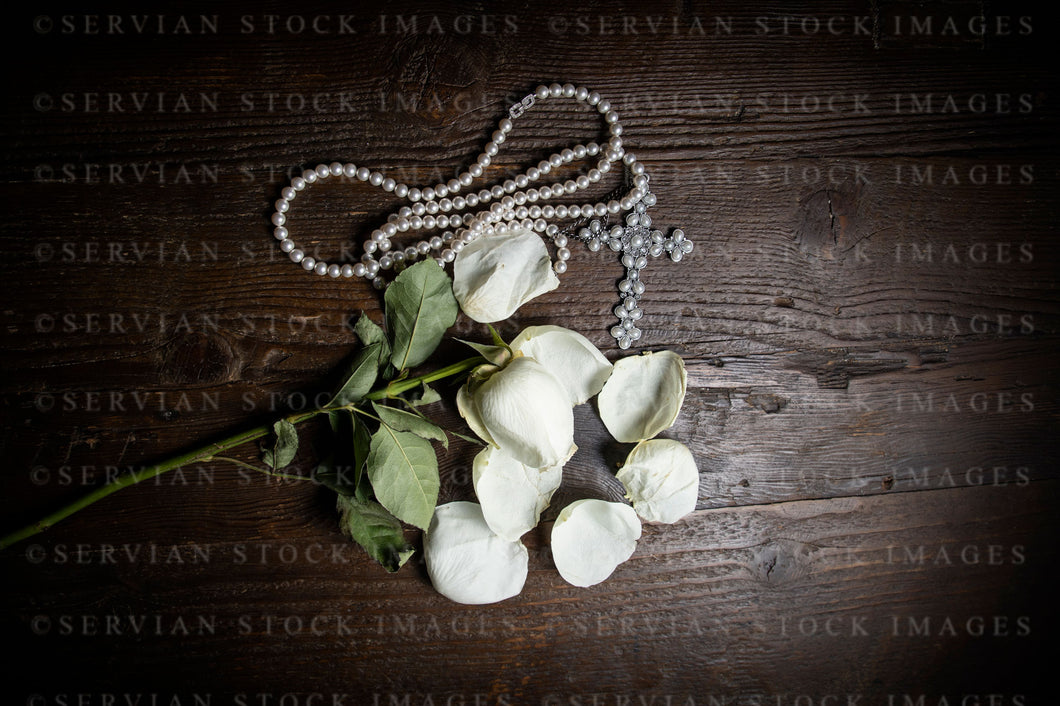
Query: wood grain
1,0,1055,702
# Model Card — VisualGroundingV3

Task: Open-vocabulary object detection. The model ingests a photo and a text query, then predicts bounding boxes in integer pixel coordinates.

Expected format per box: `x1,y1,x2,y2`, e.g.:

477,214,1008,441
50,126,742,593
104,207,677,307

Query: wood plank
1,0,1055,701
3,482,1052,701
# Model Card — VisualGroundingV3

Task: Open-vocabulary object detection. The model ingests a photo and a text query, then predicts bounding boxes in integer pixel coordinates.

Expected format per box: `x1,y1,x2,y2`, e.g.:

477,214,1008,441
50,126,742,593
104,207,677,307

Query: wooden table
3,1,1054,703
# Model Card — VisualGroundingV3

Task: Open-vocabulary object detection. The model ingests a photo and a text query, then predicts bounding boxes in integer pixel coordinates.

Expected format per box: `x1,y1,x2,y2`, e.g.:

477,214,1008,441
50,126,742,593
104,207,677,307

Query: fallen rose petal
511,325,613,406
473,445,564,541
597,350,687,443
550,499,641,587
424,501,528,605
617,439,699,524
453,226,560,323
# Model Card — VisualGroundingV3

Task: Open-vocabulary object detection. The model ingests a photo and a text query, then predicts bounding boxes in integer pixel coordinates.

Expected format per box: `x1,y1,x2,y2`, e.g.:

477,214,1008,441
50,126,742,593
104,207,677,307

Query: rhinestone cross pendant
574,192,694,349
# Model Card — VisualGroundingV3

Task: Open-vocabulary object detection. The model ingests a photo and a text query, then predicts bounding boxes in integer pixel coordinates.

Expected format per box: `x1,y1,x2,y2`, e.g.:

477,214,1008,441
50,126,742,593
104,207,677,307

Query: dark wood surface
2,1,1056,703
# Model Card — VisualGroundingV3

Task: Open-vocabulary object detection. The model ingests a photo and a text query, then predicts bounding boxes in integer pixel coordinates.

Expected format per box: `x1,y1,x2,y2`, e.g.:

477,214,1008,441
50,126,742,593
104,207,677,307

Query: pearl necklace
269,82,692,349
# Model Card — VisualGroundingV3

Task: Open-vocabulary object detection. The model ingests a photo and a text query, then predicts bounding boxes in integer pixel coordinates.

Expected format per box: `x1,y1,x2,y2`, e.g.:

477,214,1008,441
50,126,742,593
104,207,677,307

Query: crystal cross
574,191,694,349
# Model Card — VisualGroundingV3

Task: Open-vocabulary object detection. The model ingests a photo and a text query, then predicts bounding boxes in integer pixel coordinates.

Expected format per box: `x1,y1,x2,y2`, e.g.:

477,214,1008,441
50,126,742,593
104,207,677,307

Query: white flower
452,226,560,323
597,350,687,443
473,445,563,541
511,325,613,406
550,499,641,587
617,439,699,524
423,501,528,605
457,356,576,469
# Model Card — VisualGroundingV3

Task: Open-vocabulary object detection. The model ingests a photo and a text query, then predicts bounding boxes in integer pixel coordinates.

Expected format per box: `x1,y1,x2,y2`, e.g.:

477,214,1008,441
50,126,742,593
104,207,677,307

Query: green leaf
402,383,443,409
328,342,384,407
488,323,510,349
336,494,415,572
372,402,448,450
353,312,391,359
351,412,373,500
385,260,458,371
447,429,486,446
327,409,345,434
457,338,511,367
316,410,373,497
264,419,298,469
366,426,439,530
313,455,358,497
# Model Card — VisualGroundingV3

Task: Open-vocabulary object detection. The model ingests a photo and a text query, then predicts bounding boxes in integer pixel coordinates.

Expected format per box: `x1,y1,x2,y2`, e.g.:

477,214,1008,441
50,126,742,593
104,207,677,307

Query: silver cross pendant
575,191,694,349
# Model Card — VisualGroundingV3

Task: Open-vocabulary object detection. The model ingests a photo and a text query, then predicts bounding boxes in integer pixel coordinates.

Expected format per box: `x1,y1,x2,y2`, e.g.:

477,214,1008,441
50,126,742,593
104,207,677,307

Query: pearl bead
268,83,686,350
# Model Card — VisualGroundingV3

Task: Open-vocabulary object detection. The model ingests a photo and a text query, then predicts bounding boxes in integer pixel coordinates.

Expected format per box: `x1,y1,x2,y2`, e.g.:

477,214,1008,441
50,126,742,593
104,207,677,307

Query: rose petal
550,499,641,587
597,350,687,443
617,439,699,524
473,446,564,541
453,226,560,323
424,501,528,605
511,325,613,406
474,356,576,468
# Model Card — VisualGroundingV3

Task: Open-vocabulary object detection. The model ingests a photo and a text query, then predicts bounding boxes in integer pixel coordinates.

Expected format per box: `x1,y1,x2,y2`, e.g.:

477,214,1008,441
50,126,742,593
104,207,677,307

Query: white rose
457,356,576,469
511,325,612,406
452,226,560,323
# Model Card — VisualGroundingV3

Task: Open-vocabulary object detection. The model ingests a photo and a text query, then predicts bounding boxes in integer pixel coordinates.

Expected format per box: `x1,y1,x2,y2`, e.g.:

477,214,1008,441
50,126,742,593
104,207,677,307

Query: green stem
367,356,482,400
0,357,482,551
